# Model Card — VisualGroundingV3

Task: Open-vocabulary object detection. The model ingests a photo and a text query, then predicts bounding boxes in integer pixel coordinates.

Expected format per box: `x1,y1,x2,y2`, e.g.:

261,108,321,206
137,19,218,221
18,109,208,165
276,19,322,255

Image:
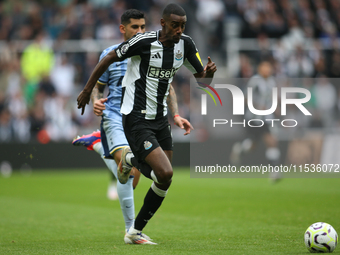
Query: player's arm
167,84,193,135
77,50,120,115
182,37,217,86
167,84,179,118
91,82,107,116
194,56,217,83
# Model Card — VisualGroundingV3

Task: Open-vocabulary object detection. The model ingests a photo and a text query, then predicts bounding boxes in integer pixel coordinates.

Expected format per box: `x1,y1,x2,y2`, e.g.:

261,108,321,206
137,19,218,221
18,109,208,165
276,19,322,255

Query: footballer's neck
159,30,175,48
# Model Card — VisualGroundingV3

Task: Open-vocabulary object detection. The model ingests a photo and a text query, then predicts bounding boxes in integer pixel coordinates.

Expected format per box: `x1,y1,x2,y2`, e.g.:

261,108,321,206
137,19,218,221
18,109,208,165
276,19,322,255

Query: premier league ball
304,222,338,253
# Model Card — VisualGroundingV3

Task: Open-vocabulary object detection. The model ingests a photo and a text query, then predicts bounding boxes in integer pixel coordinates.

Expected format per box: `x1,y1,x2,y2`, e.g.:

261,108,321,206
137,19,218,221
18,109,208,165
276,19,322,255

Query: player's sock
93,142,103,155
266,147,281,181
241,138,252,153
125,152,134,166
107,171,118,200
117,177,135,230
97,146,135,228
126,154,157,182
266,147,280,166
134,182,167,231
98,146,118,177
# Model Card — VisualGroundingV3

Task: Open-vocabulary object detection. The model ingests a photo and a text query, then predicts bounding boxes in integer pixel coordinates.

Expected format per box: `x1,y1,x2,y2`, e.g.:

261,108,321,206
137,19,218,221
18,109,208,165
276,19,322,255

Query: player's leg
107,171,118,200
132,168,141,189
72,131,118,200
120,122,173,184
101,116,136,231
133,147,172,227
123,117,172,244
125,147,171,245
263,133,280,162
230,123,260,165
135,126,174,230
263,132,281,181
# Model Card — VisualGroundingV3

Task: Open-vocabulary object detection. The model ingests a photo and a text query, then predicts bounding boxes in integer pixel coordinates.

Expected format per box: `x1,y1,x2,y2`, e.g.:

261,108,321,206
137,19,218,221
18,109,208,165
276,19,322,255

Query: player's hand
174,115,194,135
204,57,217,76
77,90,91,115
93,98,108,116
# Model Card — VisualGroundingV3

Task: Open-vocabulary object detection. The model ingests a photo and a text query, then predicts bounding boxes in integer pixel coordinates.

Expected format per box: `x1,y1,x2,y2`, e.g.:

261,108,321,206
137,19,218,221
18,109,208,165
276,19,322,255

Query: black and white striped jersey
245,74,277,120
115,30,204,120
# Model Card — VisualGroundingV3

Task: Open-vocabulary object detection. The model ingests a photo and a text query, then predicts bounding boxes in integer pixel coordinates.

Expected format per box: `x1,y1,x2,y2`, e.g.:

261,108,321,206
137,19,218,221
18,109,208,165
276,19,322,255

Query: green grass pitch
1,168,339,254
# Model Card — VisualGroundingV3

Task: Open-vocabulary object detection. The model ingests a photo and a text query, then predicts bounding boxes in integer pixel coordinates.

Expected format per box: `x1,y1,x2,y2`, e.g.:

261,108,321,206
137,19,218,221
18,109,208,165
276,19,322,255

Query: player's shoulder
180,33,198,53
247,74,262,86
100,44,120,59
128,31,157,46
250,74,261,80
180,33,195,44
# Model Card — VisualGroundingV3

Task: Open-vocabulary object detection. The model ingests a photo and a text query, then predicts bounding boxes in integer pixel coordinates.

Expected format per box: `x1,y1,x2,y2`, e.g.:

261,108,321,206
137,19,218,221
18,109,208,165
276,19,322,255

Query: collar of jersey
157,30,176,48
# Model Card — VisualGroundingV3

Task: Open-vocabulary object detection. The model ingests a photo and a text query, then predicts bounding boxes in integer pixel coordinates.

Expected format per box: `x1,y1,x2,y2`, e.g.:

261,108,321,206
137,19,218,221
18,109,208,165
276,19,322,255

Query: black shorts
245,120,270,140
122,113,173,162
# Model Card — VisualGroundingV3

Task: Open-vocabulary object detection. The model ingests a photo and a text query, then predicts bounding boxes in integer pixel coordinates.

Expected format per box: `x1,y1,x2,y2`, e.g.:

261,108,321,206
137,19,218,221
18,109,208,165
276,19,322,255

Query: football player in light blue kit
73,9,148,240
73,9,192,242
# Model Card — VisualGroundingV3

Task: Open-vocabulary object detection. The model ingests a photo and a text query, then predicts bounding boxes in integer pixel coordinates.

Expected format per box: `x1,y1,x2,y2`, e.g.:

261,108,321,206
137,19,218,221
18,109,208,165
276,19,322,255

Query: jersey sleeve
115,33,146,61
183,36,204,74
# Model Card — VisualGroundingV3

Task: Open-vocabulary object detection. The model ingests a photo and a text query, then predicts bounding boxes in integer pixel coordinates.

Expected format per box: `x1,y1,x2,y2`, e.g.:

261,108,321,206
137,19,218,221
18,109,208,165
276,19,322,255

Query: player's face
122,18,146,41
259,62,272,78
164,14,186,43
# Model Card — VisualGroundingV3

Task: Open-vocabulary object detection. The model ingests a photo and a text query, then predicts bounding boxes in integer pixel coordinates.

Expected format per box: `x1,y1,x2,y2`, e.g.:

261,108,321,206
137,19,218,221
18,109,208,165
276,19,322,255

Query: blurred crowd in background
0,0,340,144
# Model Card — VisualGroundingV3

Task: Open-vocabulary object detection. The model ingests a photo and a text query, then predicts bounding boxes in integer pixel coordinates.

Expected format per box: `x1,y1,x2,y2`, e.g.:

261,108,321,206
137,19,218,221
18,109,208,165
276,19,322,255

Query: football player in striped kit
77,4,217,244
230,60,281,181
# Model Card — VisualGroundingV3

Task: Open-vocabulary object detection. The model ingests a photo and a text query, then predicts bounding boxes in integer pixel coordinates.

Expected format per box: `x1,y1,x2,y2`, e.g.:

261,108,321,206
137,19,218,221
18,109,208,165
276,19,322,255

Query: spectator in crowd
313,75,337,127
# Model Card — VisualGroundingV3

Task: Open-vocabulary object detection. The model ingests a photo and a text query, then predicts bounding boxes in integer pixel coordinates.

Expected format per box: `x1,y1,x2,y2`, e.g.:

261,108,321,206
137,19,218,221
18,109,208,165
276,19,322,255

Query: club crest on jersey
175,50,183,61
144,141,152,150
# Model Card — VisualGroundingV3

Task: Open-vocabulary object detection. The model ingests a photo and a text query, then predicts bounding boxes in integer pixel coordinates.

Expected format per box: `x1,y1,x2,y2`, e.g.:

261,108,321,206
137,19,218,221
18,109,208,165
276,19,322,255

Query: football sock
125,152,134,166
97,146,135,229
134,182,167,231
241,138,252,153
137,162,159,183
97,146,118,177
266,147,280,166
127,155,156,182
93,142,102,154
117,177,135,230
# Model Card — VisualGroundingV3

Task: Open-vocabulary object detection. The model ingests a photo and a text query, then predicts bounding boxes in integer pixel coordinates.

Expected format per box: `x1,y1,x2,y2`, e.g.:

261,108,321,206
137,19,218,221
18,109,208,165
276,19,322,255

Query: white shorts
101,115,128,158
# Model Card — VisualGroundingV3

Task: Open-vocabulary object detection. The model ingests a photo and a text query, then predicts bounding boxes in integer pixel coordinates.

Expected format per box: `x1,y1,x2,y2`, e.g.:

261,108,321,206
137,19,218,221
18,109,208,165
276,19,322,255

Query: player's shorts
101,115,129,159
122,113,173,162
245,119,270,140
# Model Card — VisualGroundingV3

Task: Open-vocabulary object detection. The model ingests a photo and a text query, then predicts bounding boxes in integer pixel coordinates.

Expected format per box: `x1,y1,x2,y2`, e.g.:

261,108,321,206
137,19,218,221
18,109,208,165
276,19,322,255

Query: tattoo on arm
91,83,105,105
167,85,179,117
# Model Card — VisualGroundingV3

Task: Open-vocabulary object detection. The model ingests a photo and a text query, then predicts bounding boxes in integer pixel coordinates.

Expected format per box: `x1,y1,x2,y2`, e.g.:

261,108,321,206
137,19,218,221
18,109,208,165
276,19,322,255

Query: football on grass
304,222,338,253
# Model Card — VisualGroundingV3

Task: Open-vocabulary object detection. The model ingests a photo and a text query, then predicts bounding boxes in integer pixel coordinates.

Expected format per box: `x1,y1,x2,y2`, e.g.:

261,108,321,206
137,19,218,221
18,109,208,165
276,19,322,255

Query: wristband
174,114,180,119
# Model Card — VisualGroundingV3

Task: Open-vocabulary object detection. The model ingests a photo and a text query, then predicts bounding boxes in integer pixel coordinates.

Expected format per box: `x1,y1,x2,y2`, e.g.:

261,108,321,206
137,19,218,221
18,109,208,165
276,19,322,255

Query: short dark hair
162,3,186,18
121,9,145,25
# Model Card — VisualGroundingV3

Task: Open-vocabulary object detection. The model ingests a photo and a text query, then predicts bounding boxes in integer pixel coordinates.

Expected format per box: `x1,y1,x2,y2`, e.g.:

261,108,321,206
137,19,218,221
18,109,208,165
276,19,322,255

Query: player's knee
156,169,173,184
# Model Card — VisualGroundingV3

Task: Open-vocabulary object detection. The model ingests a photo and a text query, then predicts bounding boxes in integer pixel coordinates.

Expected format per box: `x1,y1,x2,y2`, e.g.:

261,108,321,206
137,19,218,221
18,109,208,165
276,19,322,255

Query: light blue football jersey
98,44,127,120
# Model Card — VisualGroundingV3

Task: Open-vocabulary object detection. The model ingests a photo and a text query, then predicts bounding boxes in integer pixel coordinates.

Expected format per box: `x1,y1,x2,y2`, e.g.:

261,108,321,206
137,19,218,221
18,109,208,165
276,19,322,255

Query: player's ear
119,24,125,34
160,18,165,28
